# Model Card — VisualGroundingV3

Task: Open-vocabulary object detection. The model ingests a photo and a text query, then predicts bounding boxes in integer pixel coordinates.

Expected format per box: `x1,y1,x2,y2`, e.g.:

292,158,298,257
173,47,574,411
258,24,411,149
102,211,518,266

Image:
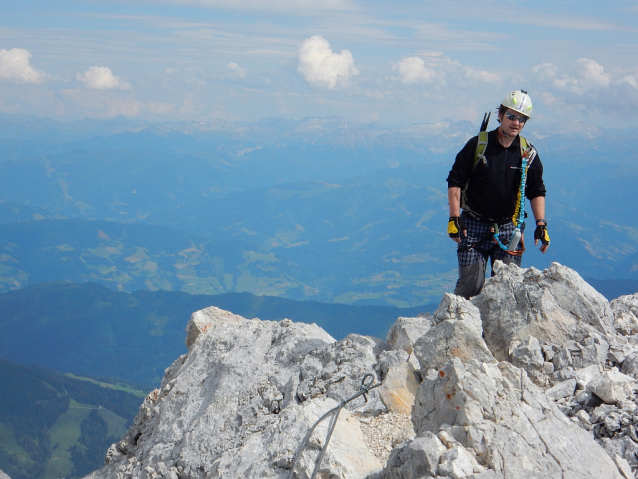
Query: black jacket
446,129,546,220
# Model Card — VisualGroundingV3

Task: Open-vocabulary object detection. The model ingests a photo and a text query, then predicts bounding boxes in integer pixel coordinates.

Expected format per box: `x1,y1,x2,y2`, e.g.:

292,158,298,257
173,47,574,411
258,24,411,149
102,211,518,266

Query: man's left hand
534,223,550,253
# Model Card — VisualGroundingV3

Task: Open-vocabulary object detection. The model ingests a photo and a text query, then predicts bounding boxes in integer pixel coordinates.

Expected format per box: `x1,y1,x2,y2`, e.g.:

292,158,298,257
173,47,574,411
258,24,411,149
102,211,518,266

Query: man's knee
454,261,486,299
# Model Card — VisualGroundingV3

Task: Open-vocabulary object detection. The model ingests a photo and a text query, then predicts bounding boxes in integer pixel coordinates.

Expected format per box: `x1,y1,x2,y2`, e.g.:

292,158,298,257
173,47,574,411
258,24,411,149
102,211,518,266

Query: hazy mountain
0,113,637,306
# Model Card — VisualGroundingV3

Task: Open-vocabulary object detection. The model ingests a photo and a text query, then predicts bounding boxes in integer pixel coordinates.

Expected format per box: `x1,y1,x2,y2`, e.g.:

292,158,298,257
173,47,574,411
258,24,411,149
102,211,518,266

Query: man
446,90,550,299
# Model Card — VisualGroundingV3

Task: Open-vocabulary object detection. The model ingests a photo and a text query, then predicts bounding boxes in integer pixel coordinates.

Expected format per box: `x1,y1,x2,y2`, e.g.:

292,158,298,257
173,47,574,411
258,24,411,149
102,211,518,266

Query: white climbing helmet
501,90,533,118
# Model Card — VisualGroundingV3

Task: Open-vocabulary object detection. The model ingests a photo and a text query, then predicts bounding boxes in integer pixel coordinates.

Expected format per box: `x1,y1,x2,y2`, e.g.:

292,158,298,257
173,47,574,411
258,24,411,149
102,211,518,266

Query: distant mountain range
0,112,637,306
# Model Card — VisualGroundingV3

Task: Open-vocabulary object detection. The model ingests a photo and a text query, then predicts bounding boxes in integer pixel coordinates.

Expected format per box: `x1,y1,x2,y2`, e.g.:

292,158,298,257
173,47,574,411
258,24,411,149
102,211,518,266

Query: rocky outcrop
473,262,615,363
0,469,11,479
611,294,638,336
86,262,638,479
87,315,407,478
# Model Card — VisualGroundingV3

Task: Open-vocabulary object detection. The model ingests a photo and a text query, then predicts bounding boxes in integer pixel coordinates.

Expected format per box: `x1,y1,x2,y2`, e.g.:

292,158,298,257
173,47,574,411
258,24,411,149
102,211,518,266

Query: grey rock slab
413,294,494,373
184,305,247,350
572,335,609,370
574,364,603,389
382,432,446,479
434,293,483,336
546,379,577,401
587,369,636,404
436,444,481,478
599,436,638,474
510,336,544,371
552,347,573,370
621,351,638,380
386,316,433,356
377,351,420,415
468,471,505,479
473,262,615,362
0,470,11,479
85,315,383,479
613,454,633,479
611,294,638,336
412,358,622,479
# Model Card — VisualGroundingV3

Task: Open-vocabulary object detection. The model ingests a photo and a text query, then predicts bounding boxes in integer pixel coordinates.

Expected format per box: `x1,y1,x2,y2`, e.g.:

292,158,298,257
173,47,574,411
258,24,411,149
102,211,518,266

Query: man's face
500,108,528,136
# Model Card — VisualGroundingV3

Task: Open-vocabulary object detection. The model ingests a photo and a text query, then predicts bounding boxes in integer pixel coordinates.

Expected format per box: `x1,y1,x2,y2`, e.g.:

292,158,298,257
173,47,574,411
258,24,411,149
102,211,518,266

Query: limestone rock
0,469,12,479
545,379,577,400
613,454,633,479
611,294,638,336
574,364,603,388
382,432,446,479
184,305,246,350
621,351,638,380
386,316,432,355
510,336,544,371
87,315,387,479
377,351,420,414
587,369,635,404
473,262,615,362
437,444,482,478
412,358,622,478
413,294,494,373
434,293,483,336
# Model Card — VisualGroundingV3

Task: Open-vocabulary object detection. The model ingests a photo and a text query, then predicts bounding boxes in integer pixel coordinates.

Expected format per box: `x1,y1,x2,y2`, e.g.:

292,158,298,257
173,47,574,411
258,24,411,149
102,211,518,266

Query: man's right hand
448,216,466,243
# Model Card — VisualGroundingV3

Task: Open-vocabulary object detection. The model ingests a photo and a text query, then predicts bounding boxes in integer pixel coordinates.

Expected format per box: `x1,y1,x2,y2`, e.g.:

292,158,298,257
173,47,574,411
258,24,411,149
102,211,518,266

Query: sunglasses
505,113,528,124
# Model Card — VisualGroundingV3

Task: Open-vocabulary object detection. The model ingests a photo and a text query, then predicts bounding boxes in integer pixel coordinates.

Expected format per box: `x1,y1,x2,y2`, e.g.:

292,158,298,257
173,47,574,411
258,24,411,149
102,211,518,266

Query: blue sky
1,0,637,127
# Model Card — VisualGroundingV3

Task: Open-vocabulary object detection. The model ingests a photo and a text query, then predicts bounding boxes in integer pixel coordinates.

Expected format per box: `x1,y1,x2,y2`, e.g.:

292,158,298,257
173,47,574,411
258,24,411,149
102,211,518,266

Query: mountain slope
0,359,146,479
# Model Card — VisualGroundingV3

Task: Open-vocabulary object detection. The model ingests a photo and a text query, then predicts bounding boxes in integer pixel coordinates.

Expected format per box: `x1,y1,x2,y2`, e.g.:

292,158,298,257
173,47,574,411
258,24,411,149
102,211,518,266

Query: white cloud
462,66,500,84
76,66,132,90
622,74,638,88
394,52,499,86
297,36,358,89
0,48,48,83
149,0,354,12
550,58,611,94
396,57,439,84
530,58,638,119
226,62,247,79
531,63,558,82
534,58,612,95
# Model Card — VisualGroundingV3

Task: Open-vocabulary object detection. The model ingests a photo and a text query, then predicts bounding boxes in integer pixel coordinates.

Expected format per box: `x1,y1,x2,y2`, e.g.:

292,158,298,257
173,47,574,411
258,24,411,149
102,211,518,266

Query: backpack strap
461,131,489,210
473,130,489,170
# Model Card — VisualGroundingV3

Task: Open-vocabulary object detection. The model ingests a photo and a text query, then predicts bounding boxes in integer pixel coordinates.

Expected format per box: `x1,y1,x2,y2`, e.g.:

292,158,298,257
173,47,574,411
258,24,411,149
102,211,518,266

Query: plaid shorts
457,213,523,268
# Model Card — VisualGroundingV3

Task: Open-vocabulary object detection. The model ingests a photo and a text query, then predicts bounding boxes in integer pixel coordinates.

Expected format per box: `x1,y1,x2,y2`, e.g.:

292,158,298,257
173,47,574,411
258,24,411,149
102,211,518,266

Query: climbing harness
286,374,383,479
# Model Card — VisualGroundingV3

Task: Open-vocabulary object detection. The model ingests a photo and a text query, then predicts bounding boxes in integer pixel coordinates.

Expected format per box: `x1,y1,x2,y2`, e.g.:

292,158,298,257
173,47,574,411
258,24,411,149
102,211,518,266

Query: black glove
534,223,550,246
448,216,466,238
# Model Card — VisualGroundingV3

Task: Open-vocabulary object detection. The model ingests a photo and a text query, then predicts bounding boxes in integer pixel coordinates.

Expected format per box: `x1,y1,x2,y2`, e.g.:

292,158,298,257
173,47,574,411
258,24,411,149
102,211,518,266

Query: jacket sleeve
446,136,478,189
525,153,546,199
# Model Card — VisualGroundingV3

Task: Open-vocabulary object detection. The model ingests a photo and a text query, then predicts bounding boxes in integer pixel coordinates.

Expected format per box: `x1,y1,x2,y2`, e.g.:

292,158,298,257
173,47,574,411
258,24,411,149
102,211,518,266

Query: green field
0,360,146,479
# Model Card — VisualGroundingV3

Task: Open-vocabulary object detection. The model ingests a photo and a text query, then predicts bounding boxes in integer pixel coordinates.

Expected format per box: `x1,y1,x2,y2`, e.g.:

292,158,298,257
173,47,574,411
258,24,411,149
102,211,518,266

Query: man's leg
454,256,486,299
453,215,490,299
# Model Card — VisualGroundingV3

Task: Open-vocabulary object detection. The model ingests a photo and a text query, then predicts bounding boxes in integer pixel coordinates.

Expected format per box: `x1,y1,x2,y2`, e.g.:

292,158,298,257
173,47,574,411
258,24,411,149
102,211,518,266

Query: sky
1,0,637,127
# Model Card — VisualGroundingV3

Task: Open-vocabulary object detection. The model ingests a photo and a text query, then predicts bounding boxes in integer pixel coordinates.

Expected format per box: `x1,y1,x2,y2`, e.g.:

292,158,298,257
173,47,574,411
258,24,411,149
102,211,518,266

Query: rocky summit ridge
84,262,638,479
